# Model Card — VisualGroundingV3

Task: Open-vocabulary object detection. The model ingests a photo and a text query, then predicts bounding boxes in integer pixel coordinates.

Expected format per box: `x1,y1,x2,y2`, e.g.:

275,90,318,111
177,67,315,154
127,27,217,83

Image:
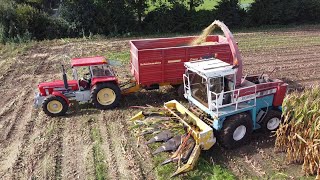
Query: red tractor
34,56,121,117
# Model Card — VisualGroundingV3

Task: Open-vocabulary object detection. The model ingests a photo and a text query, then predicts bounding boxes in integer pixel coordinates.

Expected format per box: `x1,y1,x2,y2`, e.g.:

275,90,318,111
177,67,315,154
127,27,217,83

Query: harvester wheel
217,113,252,149
261,110,282,132
42,95,68,117
91,83,121,109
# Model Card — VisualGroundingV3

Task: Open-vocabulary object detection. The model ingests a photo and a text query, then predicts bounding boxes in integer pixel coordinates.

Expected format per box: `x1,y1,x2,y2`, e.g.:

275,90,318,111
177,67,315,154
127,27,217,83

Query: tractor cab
71,56,116,90
34,56,121,117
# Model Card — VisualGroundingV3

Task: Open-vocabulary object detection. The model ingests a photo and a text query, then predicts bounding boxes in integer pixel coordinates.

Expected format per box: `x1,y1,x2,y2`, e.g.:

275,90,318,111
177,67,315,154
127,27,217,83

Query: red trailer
123,35,237,94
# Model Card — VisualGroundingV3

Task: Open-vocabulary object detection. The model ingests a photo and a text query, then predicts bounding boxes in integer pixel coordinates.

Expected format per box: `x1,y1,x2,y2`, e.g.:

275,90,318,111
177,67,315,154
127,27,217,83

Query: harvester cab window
225,74,235,91
189,73,208,107
209,75,233,106
209,77,223,93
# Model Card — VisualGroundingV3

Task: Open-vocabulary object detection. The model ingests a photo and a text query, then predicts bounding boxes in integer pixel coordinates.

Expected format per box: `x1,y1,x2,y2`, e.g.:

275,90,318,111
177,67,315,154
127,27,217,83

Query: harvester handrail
209,85,257,115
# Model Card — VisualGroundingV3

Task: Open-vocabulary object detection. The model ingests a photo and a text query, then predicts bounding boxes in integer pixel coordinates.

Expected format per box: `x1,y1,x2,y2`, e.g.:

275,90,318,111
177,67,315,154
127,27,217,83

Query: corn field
275,86,320,178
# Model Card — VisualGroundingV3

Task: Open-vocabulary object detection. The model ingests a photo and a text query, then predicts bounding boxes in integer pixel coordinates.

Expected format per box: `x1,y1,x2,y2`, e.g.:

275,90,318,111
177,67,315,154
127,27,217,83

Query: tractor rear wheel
42,95,68,117
260,110,282,133
217,113,253,149
91,83,121,110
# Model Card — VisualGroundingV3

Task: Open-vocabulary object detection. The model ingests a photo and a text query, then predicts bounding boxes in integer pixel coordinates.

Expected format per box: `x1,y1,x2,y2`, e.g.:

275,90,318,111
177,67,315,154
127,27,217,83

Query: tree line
1,0,320,43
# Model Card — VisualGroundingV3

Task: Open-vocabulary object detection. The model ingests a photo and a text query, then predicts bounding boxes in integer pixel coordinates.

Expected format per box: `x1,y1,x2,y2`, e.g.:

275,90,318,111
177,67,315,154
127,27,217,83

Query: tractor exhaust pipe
62,65,68,90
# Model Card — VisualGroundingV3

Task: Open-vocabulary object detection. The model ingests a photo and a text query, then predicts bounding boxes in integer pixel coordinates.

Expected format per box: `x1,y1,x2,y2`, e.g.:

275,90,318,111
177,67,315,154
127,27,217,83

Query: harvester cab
34,56,121,117
183,58,237,109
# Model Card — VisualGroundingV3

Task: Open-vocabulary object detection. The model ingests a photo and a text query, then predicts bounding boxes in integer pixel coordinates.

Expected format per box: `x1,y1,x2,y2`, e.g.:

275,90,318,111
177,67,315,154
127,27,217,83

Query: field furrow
61,115,93,179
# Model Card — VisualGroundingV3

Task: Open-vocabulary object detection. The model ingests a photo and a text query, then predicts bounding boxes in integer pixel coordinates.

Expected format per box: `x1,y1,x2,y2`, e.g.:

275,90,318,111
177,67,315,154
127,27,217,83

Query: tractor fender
52,91,70,105
91,77,118,87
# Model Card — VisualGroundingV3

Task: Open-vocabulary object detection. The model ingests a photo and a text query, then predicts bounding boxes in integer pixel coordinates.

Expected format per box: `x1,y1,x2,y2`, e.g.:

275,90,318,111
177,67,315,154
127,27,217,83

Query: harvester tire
42,95,68,117
217,113,252,149
261,110,282,133
91,83,121,110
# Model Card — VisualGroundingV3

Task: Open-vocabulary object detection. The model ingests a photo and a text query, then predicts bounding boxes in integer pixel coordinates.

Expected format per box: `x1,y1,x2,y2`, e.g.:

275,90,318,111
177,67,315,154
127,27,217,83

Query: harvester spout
191,20,243,86
211,20,243,86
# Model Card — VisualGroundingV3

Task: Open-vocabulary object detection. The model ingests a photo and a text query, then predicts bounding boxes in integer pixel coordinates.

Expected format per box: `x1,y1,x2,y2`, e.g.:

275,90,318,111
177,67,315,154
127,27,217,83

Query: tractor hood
38,80,79,96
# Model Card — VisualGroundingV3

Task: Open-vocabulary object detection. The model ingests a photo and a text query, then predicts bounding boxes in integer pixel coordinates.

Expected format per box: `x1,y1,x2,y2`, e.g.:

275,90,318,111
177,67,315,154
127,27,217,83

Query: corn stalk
275,86,320,177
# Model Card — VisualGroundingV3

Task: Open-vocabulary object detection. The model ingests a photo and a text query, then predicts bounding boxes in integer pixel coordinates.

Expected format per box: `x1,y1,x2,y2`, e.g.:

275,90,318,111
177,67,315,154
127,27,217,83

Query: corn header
130,100,216,177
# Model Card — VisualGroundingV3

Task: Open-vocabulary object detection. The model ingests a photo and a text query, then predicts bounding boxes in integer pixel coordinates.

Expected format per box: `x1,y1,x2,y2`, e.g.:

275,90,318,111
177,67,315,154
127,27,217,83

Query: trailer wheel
261,110,282,132
217,113,253,149
42,95,68,117
91,83,121,109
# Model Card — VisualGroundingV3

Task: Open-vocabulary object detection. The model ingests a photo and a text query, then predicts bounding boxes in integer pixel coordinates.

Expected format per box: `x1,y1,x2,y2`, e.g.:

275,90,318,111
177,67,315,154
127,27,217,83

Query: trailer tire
261,110,282,133
91,83,121,110
42,95,68,117
217,113,253,149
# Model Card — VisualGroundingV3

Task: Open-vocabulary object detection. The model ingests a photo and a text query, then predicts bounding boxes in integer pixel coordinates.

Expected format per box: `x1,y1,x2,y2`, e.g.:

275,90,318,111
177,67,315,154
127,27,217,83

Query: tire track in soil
102,110,147,180
54,119,64,180
1,74,62,179
0,89,36,178
98,112,121,179
61,115,94,179
11,116,65,179
0,88,32,143
0,75,37,178
0,94,19,118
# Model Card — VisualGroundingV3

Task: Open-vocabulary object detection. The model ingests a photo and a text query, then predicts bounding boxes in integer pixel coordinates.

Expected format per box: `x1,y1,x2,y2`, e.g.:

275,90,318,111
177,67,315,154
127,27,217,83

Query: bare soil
0,26,319,179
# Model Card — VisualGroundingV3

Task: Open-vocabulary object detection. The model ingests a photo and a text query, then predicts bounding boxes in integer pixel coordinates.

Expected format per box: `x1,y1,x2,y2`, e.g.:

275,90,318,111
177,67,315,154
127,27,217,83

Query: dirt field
0,25,319,179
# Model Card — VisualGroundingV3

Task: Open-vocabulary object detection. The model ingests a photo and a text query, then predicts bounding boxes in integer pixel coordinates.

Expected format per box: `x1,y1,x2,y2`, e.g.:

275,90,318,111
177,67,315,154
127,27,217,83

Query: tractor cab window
72,68,78,80
91,65,113,77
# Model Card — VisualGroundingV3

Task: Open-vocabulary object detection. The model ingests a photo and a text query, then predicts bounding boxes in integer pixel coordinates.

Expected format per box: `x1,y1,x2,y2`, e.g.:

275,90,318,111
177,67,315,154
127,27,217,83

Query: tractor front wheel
42,95,68,117
217,113,253,149
91,83,121,110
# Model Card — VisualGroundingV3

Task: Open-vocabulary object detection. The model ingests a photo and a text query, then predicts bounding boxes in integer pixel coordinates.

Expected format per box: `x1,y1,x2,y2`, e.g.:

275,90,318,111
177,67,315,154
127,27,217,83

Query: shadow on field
201,131,278,178
66,86,183,117
205,131,275,161
122,87,184,108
